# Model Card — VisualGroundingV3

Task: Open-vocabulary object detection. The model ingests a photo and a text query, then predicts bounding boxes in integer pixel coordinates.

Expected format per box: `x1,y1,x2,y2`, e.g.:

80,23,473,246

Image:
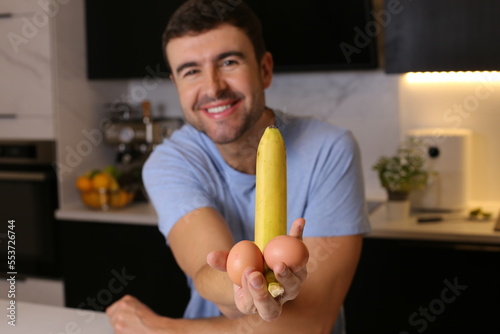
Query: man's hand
207,218,308,321
106,295,177,334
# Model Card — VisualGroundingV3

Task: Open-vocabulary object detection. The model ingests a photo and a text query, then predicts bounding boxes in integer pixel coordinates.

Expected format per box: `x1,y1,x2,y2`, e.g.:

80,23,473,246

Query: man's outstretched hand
207,218,308,321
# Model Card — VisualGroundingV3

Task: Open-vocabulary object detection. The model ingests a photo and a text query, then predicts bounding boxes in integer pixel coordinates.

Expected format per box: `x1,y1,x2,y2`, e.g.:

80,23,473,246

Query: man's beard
188,89,266,145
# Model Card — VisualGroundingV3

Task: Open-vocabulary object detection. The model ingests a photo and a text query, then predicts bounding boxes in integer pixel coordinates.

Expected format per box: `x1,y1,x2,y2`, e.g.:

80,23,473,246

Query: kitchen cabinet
0,0,55,139
58,220,189,317
84,0,378,79
345,202,500,333
344,238,500,333
58,202,500,331
385,0,500,73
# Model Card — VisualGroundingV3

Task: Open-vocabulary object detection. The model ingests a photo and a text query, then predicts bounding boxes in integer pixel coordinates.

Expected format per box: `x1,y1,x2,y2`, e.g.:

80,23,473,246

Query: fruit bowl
80,188,135,210
76,166,137,210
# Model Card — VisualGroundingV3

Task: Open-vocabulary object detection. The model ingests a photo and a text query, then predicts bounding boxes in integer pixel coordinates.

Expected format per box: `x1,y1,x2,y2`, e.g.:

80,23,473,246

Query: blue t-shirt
143,111,371,333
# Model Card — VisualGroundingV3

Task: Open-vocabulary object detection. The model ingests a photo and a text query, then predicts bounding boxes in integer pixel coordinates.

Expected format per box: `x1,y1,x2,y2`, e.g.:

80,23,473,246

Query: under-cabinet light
405,71,500,83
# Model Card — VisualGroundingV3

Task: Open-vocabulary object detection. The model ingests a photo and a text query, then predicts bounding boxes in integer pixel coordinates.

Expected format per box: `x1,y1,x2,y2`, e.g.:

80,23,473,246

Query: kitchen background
1,0,500,331
2,0,499,206
47,0,500,206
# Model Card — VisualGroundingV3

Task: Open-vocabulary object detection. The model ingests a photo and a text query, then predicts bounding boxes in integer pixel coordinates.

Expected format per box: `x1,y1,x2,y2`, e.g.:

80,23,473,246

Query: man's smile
206,102,235,114
199,99,242,119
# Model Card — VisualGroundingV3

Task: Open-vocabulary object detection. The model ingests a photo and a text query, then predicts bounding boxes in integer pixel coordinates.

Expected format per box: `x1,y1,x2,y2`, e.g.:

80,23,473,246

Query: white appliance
406,128,472,212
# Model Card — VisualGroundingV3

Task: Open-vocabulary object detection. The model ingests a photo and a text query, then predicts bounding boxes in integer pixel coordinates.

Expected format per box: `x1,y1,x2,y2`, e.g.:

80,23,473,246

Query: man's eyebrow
175,61,198,76
216,51,245,61
175,51,246,75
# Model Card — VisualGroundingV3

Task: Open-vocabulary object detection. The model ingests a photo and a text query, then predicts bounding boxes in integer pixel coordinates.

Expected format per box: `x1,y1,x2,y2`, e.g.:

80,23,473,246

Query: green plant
373,137,428,195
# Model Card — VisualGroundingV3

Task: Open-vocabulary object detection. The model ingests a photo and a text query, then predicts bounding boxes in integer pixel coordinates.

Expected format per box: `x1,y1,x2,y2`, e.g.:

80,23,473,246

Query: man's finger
246,271,281,321
235,268,259,314
273,263,304,303
289,218,306,240
207,250,229,272
106,294,131,316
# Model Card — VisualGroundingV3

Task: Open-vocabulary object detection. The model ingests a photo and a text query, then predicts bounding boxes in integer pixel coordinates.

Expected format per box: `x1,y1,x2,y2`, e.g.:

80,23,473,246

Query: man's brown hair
162,0,267,72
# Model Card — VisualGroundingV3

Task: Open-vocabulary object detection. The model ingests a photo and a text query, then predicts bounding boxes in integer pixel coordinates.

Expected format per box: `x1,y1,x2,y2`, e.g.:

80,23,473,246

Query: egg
263,235,309,272
226,240,264,286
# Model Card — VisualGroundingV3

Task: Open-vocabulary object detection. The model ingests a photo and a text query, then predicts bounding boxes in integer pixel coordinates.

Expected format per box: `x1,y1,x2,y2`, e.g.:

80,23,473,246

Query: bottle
142,100,153,144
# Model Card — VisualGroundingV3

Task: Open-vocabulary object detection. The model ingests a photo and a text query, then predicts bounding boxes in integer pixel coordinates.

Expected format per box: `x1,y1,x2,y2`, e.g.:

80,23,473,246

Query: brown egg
226,240,264,286
263,235,309,272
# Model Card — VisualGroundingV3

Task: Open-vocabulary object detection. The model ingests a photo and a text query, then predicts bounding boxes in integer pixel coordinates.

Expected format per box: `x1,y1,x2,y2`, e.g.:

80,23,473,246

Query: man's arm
107,220,363,333
168,206,310,319
167,207,238,315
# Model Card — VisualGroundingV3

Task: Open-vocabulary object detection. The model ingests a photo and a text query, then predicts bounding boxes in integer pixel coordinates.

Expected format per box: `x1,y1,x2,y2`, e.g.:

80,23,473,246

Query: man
106,0,370,333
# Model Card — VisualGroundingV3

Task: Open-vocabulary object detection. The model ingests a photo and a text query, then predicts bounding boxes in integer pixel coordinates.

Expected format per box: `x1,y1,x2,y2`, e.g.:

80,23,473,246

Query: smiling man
106,1,370,333
167,23,273,160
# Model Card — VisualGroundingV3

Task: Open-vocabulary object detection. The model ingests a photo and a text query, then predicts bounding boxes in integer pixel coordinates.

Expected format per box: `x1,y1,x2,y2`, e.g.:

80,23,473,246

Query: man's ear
260,52,274,89
169,73,177,89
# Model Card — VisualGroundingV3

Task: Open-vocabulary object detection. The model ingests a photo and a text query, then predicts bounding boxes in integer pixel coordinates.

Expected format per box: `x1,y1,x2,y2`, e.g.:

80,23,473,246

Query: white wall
0,0,55,139
399,73,500,202
53,0,129,207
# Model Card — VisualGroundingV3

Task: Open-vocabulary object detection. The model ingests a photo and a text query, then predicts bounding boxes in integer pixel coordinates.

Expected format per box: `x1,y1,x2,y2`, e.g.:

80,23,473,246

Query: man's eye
222,59,238,67
183,69,198,78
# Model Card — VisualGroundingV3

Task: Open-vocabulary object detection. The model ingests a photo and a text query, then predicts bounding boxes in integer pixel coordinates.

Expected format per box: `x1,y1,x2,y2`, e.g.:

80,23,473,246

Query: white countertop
0,299,113,333
56,201,500,244
56,202,158,226
367,202,500,244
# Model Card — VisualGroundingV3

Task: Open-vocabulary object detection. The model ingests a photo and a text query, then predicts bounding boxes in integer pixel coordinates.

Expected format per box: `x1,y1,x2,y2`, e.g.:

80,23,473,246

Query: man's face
166,24,273,145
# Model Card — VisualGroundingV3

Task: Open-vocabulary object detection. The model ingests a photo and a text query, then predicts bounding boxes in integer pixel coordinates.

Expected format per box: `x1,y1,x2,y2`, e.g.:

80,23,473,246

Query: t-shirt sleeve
142,141,218,240
302,130,371,237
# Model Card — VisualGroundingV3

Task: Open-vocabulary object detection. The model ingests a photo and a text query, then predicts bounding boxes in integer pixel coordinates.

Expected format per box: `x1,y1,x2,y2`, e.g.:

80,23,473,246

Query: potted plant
373,137,428,219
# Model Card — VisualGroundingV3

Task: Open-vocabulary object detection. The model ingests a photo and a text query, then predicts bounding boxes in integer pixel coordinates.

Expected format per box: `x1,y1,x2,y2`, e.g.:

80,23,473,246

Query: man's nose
204,68,227,97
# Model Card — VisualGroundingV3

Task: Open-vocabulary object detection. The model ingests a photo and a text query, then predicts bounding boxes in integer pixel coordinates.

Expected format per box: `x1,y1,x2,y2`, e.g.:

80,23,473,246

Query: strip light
405,71,500,83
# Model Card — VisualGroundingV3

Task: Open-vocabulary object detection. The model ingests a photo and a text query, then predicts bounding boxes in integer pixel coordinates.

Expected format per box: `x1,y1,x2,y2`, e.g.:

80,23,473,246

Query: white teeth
206,104,231,114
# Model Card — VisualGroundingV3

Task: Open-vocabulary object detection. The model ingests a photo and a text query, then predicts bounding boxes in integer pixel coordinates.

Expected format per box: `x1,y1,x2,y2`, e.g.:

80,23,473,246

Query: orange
109,176,120,191
92,172,112,190
82,190,109,210
127,191,135,203
81,191,100,209
109,191,122,208
110,189,133,208
76,175,93,191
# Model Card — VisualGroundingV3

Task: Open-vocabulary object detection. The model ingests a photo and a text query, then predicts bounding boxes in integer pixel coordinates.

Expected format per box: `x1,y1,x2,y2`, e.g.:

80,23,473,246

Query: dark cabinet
344,238,500,333
84,0,378,79
59,220,189,317
385,0,500,73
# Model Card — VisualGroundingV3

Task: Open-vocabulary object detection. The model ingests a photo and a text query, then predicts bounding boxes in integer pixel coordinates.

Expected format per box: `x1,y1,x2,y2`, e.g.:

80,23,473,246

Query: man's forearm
173,306,329,334
193,264,242,317
175,314,261,334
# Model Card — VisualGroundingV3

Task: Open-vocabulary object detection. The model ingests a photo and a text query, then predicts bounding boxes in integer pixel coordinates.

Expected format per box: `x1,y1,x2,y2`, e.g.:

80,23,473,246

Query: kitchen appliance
102,101,183,201
495,209,500,231
406,128,472,212
103,101,183,165
0,140,60,278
